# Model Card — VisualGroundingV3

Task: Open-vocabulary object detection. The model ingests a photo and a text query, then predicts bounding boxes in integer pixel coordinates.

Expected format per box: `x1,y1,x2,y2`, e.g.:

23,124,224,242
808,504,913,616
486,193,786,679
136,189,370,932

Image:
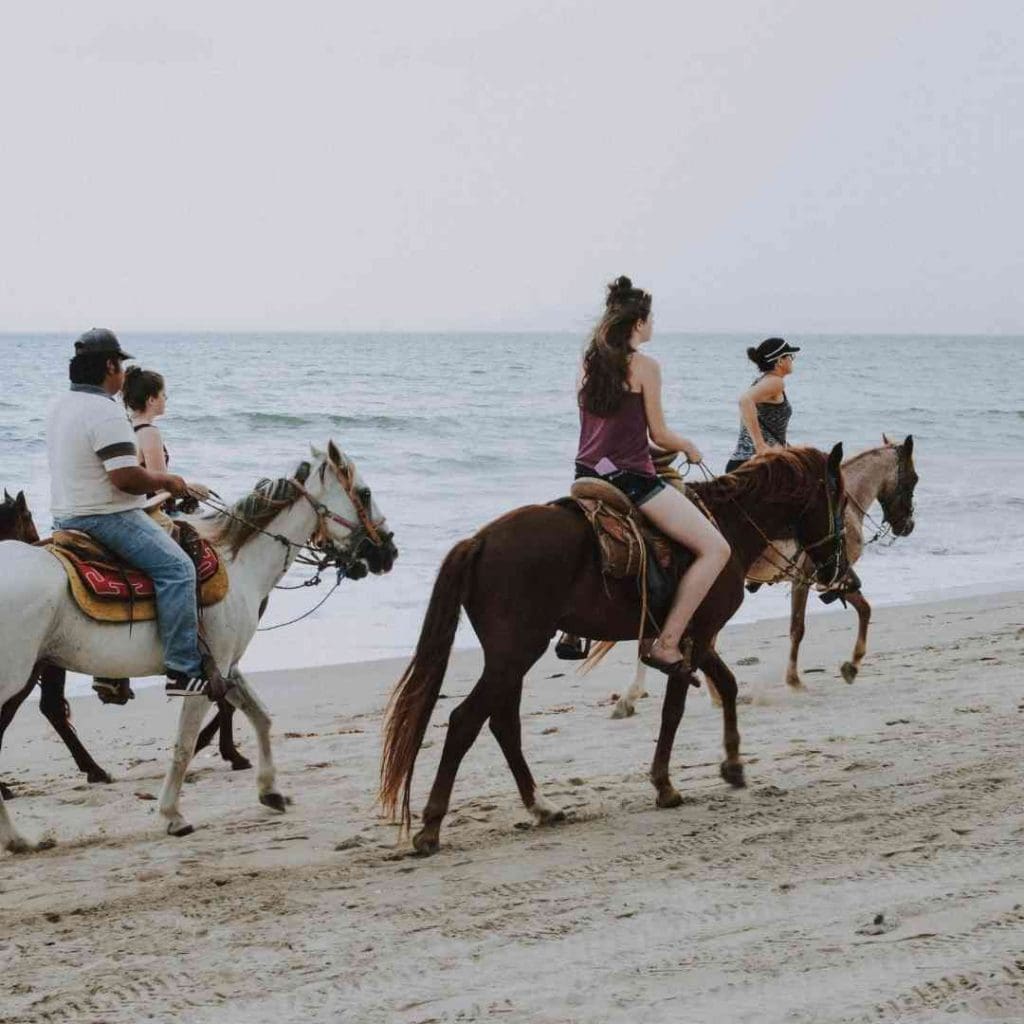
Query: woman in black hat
725,338,799,473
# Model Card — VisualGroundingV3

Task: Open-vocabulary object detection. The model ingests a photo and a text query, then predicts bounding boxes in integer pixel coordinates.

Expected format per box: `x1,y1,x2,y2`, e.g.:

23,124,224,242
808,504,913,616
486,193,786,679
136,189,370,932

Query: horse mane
201,477,299,557
842,443,896,469
691,447,832,509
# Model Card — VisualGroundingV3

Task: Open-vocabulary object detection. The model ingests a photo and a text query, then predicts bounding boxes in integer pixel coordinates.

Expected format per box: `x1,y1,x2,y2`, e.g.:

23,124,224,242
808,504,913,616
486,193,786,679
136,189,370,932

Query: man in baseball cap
73,327,134,360
46,329,218,698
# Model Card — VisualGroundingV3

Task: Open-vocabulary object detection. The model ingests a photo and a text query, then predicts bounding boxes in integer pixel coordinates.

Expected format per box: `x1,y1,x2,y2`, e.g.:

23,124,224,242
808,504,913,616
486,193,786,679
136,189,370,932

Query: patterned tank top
730,382,791,461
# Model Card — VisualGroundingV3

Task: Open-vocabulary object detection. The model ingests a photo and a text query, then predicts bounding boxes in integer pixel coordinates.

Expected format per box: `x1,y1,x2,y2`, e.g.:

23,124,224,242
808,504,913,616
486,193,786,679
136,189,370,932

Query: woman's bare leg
640,486,731,660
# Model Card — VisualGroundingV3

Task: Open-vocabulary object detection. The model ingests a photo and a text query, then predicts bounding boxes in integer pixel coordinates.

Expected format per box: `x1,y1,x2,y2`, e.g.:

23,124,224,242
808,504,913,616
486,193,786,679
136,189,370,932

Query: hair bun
606,275,638,309
123,364,141,379
746,346,759,364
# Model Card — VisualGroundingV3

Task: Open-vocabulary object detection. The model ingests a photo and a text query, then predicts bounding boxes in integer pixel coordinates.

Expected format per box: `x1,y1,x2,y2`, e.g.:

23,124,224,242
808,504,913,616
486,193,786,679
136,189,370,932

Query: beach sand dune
1,591,1022,1023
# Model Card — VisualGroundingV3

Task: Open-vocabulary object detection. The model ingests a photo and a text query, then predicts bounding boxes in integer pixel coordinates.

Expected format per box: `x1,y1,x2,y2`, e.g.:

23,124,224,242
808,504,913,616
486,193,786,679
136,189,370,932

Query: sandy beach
1,589,1022,1023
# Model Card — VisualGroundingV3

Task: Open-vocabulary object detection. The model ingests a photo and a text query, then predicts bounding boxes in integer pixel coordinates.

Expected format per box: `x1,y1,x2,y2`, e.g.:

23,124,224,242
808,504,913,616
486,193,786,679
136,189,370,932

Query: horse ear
310,443,325,460
294,461,311,485
15,491,26,510
827,442,844,478
327,439,342,466
3,489,10,503
882,433,892,445
903,434,913,456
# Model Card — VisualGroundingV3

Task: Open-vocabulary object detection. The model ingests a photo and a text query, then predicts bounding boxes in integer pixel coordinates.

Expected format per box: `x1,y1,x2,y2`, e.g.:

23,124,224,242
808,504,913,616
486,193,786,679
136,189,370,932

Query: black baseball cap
73,328,133,360
756,337,800,363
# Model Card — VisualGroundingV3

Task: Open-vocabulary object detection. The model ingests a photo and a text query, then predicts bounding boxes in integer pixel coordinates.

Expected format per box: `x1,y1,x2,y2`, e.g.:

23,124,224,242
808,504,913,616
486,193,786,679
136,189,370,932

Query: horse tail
379,536,480,831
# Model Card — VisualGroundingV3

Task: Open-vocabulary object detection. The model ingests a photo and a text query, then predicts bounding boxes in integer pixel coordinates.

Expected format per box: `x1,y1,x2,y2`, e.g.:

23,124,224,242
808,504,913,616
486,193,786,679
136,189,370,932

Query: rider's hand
185,482,211,501
165,474,191,498
682,444,703,464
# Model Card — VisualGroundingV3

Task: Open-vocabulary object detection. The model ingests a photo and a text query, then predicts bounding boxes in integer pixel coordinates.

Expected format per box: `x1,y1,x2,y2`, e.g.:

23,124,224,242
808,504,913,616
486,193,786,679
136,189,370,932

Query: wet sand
1,590,1022,1023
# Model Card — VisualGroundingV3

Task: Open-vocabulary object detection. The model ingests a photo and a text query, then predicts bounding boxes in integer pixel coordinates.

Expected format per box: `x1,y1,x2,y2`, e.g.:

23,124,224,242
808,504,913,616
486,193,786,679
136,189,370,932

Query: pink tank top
576,392,655,476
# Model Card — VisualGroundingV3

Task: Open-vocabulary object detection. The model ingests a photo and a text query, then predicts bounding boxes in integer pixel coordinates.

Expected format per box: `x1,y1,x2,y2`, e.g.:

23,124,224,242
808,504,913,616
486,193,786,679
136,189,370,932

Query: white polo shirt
47,385,147,518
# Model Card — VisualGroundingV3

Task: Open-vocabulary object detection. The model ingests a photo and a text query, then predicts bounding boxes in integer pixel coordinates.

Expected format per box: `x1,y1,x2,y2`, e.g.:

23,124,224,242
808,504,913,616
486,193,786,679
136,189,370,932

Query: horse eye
358,487,371,504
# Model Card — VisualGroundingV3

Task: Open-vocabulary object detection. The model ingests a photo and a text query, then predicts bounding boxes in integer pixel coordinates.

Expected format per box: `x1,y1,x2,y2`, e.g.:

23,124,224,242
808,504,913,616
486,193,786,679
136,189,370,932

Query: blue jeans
54,508,203,677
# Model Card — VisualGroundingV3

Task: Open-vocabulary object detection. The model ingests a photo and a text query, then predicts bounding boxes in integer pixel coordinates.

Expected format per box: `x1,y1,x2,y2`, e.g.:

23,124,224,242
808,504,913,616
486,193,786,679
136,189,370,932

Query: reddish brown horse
0,490,246,801
381,445,848,854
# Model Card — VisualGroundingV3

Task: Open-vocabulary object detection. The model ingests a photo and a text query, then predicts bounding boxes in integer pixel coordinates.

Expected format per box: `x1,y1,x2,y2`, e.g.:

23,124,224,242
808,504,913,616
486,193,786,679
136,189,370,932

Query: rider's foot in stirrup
640,636,694,676
165,670,208,697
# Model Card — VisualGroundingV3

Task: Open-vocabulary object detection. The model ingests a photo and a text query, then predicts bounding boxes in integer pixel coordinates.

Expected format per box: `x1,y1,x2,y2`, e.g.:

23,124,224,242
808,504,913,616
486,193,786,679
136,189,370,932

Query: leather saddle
44,519,229,625
563,478,697,621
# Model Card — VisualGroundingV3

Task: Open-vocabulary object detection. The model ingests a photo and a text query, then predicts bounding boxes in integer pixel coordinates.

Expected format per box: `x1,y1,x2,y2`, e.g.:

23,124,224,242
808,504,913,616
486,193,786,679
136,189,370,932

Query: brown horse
380,445,848,854
0,490,246,801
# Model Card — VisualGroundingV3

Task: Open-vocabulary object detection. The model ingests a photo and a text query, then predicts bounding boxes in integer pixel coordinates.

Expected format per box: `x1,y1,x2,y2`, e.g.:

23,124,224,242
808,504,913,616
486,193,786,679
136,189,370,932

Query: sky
1,1,1021,333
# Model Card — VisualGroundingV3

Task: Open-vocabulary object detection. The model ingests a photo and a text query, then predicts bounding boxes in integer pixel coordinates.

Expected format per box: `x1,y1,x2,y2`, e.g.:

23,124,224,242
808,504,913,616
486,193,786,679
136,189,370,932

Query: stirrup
554,635,590,661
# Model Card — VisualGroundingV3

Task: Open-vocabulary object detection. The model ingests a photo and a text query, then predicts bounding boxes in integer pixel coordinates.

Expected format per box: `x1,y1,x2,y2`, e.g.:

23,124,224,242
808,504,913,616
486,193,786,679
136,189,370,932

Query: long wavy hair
578,276,652,416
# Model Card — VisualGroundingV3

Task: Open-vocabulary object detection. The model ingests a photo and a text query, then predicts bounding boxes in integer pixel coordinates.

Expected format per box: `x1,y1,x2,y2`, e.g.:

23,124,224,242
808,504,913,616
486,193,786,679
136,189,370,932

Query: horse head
0,489,39,544
878,434,917,537
306,440,398,577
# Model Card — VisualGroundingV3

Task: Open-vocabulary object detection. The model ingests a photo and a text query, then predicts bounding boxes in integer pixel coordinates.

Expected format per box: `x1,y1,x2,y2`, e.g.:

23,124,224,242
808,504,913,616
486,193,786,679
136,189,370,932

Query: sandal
640,636,695,676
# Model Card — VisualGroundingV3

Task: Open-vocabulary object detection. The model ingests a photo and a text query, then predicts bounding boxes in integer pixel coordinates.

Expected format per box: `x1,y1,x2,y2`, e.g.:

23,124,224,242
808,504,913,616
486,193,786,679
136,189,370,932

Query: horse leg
785,581,810,688
649,670,694,808
1,675,56,852
37,665,113,784
413,677,495,855
216,701,251,771
224,670,286,811
195,702,251,771
157,696,209,837
488,675,565,826
0,675,38,802
701,649,746,788
840,591,872,683
611,654,648,719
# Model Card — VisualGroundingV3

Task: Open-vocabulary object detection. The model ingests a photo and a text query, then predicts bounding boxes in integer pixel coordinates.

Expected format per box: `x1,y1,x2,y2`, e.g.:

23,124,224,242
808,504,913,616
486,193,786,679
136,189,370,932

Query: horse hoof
167,822,195,838
0,784,16,801
87,771,114,785
656,787,684,809
840,662,858,684
610,701,635,720
260,792,289,813
412,830,440,856
230,758,252,772
535,807,566,826
37,836,58,851
720,761,747,788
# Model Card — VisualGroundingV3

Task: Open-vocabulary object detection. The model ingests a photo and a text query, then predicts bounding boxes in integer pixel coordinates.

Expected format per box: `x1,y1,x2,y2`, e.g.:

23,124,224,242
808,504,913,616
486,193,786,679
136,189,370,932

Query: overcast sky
1,2,1021,333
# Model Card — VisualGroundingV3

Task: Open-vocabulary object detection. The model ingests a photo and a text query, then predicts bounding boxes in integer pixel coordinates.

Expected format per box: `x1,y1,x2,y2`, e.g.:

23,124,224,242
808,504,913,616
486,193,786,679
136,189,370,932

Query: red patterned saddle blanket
45,527,229,623
58,538,220,599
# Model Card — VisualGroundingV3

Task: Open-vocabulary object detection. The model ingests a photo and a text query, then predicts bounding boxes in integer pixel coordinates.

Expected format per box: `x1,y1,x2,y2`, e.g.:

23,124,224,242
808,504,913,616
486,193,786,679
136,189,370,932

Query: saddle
563,478,699,624
44,518,229,624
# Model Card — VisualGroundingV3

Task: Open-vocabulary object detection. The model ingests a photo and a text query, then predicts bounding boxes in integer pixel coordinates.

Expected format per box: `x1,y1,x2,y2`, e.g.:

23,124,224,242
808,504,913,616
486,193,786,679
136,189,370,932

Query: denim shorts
574,462,666,507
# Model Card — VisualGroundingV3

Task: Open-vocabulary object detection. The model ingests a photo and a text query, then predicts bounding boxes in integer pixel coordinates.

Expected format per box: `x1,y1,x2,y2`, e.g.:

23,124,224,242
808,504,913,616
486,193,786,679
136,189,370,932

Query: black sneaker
92,678,134,705
165,672,208,697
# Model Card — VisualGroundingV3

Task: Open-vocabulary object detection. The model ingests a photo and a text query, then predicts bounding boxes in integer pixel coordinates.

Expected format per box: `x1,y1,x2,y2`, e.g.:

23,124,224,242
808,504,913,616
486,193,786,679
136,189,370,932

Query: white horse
609,436,917,717
0,441,397,852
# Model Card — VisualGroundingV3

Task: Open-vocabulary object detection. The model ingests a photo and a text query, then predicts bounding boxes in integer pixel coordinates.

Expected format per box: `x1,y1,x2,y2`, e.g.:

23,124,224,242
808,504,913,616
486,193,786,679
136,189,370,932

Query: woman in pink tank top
574,276,731,675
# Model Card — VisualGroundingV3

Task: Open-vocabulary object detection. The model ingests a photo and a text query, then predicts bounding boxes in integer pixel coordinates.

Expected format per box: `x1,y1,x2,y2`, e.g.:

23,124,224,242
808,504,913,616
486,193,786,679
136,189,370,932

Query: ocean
2,333,1022,684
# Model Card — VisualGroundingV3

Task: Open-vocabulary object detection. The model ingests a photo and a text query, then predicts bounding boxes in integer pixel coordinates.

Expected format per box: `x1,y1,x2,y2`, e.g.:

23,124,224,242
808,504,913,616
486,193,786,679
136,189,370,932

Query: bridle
288,457,390,567
695,458,847,590
846,444,915,548
199,456,392,576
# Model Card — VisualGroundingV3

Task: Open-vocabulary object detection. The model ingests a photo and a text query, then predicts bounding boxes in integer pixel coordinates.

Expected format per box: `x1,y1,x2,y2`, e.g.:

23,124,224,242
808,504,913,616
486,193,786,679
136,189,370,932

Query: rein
693,459,846,590
196,458,391,630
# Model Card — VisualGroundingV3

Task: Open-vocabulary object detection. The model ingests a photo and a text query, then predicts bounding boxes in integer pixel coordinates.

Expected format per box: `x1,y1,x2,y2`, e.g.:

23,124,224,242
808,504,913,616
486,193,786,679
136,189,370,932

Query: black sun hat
755,337,800,363
73,327,133,360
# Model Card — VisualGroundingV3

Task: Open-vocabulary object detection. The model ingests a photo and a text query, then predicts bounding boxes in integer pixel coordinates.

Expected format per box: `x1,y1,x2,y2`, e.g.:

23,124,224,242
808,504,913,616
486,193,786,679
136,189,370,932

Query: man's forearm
107,466,179,495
